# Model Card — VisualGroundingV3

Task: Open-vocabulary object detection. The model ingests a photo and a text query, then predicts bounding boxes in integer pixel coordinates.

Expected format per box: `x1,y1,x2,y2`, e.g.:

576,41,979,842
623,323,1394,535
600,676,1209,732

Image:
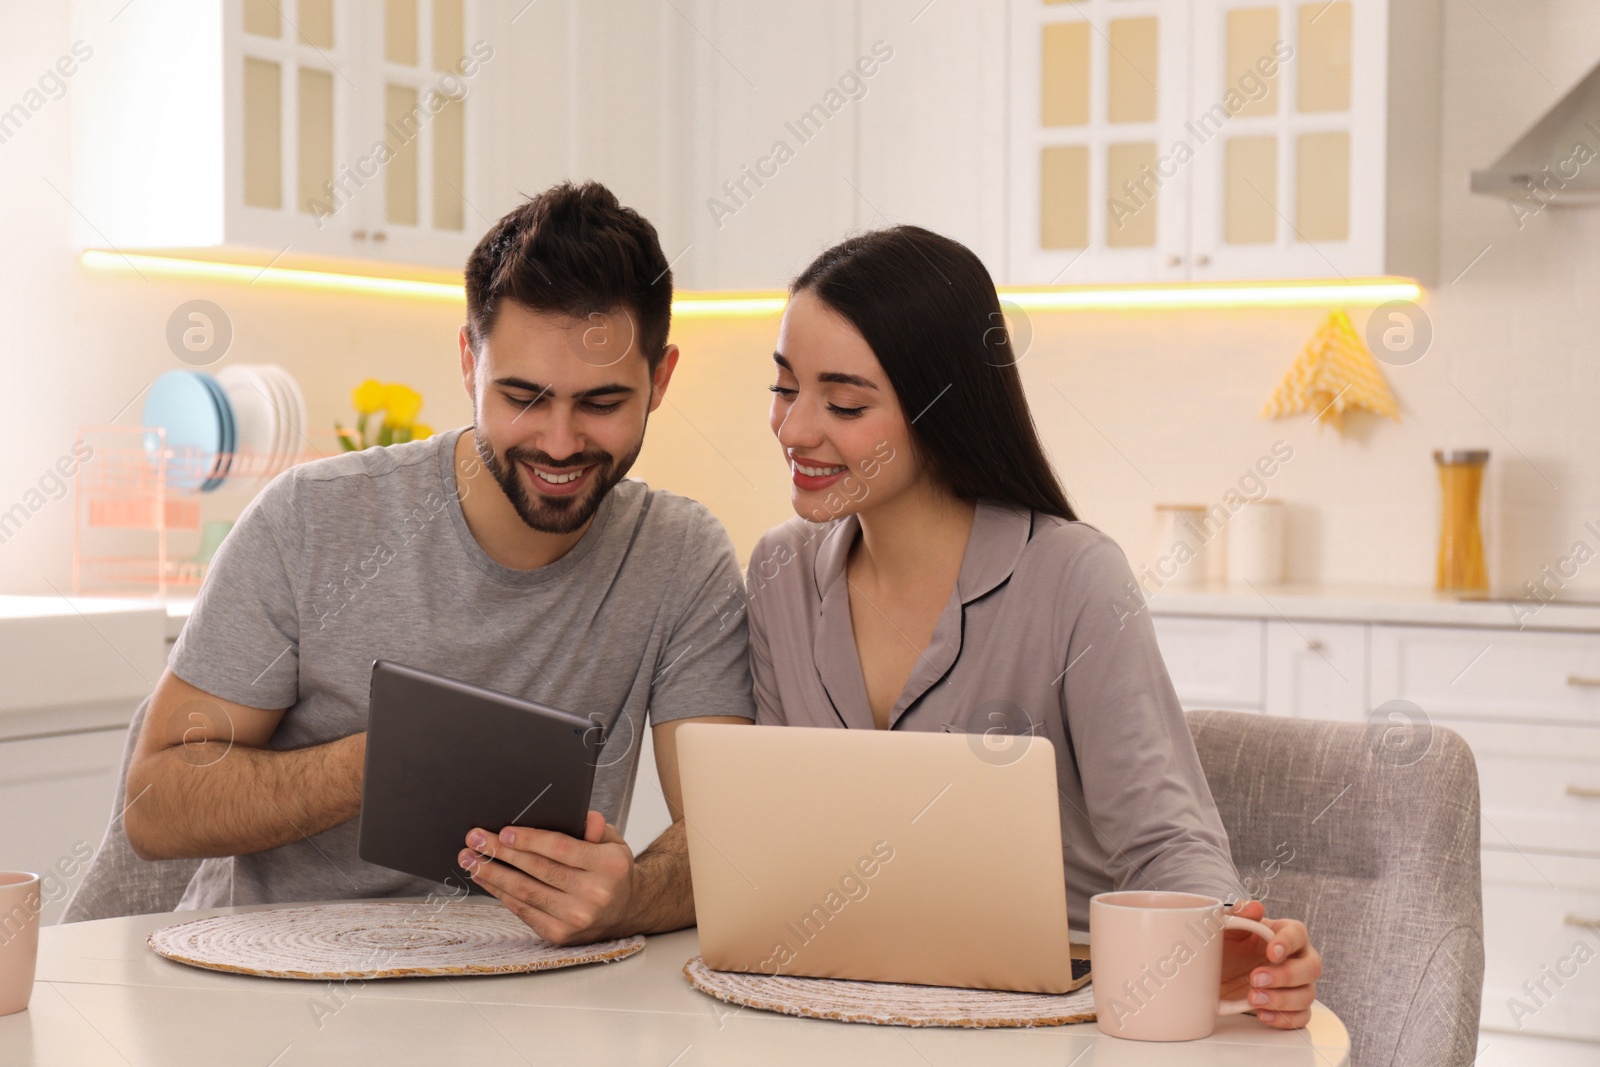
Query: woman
744,226,1322,1029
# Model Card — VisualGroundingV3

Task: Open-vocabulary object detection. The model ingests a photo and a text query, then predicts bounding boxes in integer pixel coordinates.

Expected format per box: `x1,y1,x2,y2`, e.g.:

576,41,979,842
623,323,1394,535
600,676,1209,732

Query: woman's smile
790,455,849,491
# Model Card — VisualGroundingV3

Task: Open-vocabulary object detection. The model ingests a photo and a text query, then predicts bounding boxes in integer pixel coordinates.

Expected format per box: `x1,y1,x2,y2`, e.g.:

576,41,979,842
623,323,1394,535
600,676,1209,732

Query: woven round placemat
147,901,645,980
683,957,1097,1028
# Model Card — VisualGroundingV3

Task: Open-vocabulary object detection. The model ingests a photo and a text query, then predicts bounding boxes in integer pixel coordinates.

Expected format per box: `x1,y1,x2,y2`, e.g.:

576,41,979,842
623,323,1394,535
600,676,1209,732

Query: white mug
1090,890,1275,1041
0,871,41,1016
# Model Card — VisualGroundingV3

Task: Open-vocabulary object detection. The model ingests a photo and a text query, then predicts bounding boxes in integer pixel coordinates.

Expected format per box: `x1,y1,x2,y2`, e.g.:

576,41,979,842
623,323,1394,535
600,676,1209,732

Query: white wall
1,0,1597,606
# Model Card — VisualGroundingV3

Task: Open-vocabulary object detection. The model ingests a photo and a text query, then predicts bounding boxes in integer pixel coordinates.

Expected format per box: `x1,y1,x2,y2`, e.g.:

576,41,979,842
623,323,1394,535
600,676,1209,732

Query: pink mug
0,871,41,1016
1090,890,1275,1041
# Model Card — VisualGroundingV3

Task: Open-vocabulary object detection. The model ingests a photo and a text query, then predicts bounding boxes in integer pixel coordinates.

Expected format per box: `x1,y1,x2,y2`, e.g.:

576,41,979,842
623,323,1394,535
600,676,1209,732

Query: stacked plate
141,370,235,493
142,365,311,492
215,364,309,479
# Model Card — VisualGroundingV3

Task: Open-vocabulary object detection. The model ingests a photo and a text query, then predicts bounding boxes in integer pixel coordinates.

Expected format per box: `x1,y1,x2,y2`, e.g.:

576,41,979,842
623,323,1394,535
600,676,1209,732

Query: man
122,181,754,944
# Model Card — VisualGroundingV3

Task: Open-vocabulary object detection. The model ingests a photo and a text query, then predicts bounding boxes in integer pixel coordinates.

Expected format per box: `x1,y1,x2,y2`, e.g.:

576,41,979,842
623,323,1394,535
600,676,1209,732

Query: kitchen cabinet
72,0,508,272
1008,0,1443,284
854,0,1011,278
676,0,1016,289
70,1,1446,286
0,601,165,731
1008,0,1194,284
1444,719,1600,856
507,1,690,264
0,598,166,928
1150,615,1264,711
680,0,864,290
1480,851,1600,1042
1367,621,1600,1041
1263,618,1367,720
0,730,128,928
1369,623,1600,725
1151,596,1600,1043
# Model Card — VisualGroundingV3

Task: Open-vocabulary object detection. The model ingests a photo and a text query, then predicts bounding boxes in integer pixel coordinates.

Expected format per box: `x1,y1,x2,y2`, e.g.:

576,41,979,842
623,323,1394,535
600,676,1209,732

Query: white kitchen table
4,902,1351,1066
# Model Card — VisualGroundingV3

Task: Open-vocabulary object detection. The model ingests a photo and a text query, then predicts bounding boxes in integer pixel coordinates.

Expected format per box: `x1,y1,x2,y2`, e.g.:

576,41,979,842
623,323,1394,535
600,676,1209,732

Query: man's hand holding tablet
460,725,730,944
458,711,732,945
459,811,637,945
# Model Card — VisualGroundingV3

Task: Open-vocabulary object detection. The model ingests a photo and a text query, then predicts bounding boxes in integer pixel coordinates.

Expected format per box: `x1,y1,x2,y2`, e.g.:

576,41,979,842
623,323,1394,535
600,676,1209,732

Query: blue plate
142,371,227,494
196,373,236,492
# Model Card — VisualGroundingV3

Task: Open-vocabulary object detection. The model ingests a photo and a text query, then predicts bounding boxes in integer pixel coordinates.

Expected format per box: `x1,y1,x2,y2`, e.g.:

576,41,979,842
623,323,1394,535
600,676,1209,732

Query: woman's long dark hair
792,226,1079,522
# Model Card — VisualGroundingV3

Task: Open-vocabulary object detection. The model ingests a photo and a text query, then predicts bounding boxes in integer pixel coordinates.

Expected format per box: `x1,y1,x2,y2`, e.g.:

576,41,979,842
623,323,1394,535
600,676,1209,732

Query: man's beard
474,425,644,535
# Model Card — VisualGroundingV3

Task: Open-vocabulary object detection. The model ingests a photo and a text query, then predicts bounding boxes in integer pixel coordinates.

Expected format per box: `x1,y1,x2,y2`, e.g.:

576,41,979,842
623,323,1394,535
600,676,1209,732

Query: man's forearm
126,733,366,861
621,819,696,936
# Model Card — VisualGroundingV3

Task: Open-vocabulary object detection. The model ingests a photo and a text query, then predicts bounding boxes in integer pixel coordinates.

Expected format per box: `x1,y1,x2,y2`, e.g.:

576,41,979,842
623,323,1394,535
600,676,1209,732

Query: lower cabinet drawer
1151,616,1264,711
1447,719,1600,854
1371,624,1600,726
1480,850,1600,1040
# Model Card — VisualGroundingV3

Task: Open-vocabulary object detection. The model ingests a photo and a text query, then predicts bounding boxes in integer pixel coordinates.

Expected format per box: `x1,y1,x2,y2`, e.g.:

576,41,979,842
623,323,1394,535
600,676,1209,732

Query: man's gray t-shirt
170,427,756,909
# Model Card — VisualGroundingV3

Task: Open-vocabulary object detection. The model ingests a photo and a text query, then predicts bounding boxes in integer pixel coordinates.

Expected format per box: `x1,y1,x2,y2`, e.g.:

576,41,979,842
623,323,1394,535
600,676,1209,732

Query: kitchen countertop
161,596,193,641
0,594,170,620
65,583,1600,643
1145,583,1600,633
0,592,189,643
0,595,168,738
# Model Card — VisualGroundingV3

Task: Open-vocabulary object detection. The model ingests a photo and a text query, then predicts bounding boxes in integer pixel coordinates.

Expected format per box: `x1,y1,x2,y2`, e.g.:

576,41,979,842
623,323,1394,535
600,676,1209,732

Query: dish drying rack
72,424,336,597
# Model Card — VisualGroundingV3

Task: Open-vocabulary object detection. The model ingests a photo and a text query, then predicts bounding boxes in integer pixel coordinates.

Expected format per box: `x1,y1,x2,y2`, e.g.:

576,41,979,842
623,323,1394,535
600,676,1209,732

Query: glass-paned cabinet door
1009,0,1192,284
1188,0,1384,279
231,0,361,256
364,0,484,265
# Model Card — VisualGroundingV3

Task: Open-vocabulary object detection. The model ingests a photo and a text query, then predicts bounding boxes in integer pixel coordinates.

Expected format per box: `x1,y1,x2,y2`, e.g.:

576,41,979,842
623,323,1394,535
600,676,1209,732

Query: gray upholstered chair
61,698,201,923
1186,709,1484,1067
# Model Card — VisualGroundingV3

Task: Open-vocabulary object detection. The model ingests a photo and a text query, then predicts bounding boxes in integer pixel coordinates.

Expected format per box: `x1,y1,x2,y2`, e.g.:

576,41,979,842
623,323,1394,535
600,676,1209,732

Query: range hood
1471,56,1600,204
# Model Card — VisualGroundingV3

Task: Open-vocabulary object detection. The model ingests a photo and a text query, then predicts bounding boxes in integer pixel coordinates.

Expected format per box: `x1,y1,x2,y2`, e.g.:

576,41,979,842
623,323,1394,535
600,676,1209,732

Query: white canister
1152,505,1212,589
1227,500,1286,586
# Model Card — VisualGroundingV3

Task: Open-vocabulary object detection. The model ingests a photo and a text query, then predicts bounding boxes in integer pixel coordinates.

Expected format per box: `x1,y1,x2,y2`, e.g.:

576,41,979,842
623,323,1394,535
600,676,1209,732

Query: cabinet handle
352,230,367,241
1567,674,1600,688
1305,639,1324,652
373,231,387,243
1165,254,1183,267
1194,253,1211,267
1565,914,1600,930
1566,784,1600,799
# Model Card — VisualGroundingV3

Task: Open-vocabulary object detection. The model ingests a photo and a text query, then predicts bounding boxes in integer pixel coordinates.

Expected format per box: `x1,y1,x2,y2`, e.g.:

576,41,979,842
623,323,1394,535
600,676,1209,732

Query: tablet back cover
359,660,602,891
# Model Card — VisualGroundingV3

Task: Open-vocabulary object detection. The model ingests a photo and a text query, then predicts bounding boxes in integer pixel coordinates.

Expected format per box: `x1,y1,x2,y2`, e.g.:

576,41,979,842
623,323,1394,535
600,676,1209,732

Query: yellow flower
351,379,386,416
382,384,423,426
410,423,433,440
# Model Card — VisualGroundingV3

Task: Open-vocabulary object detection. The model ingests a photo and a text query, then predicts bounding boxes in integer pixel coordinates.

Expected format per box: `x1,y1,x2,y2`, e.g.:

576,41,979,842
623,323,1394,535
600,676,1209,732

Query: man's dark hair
464,181,672,369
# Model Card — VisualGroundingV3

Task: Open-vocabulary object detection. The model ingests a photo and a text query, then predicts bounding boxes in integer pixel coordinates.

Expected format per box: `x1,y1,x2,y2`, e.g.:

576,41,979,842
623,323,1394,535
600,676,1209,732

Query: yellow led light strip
80,251,1421,313
997,278,1424,310
82,249,463,300
79,250,789,313
672,292,789,317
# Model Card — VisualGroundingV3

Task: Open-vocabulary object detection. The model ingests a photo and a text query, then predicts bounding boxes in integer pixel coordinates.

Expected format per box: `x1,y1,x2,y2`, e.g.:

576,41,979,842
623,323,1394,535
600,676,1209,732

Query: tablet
359,660,602,893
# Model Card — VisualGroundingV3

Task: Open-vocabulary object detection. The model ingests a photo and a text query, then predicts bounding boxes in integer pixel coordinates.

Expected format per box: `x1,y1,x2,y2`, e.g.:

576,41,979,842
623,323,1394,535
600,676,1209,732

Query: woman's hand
1220,899,1322,1029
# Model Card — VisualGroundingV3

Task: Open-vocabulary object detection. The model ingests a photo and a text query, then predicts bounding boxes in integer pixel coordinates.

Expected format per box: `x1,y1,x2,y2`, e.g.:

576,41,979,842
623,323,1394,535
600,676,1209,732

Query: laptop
675,723,1086,994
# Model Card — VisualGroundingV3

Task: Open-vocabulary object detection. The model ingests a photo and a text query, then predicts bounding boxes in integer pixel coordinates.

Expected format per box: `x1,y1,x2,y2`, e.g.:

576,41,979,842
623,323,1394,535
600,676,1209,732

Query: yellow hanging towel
1261,309,1401,433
